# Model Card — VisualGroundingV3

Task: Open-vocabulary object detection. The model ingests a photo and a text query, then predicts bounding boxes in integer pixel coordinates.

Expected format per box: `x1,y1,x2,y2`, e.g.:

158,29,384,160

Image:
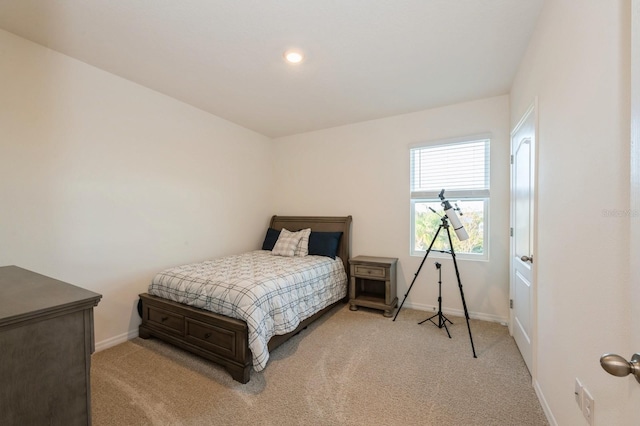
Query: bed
138,215,352,383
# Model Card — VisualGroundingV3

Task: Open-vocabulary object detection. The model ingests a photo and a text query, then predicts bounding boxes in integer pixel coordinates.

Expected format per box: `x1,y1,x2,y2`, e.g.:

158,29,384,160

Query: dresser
0,266,102,425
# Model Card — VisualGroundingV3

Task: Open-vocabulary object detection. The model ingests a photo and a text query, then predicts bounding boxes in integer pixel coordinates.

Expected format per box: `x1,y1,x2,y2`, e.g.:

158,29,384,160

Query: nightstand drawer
354,265,386,278
148,306,184,333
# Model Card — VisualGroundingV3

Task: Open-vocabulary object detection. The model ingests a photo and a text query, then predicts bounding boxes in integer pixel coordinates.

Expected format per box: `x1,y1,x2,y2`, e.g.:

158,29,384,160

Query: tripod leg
440,313,452,338
446,227,478,358
418,311,452,337
418,314,436,325
393,225,443,321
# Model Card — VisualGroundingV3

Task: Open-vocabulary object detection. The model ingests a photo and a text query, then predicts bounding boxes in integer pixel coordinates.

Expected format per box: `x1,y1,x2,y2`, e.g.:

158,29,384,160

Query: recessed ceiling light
284,49,304,64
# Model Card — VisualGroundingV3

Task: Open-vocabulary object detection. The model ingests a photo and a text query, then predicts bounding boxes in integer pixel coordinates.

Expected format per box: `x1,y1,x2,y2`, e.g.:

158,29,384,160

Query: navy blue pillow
262,228,281,250
308,231,342,259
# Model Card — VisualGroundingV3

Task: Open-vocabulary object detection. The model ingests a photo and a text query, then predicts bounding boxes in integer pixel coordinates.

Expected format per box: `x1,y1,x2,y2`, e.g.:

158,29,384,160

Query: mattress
148,250,347,370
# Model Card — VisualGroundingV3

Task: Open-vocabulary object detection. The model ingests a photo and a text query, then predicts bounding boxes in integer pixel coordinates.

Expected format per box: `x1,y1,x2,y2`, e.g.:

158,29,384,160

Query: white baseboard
94,304,508,352
95,328,139,352
534,378,557,426
402,301,509,325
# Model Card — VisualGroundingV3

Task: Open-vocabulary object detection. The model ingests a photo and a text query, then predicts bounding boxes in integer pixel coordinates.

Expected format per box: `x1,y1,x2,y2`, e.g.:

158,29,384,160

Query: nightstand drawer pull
161,316,169,322
355,265,385,278
204,332,212,339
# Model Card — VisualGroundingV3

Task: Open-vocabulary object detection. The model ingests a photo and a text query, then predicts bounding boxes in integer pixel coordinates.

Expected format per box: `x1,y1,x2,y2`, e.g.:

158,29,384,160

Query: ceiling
0,0,544,138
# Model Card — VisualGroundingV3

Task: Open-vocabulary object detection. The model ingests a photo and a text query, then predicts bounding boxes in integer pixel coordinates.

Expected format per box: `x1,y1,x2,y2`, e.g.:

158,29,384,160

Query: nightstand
349,256,398,317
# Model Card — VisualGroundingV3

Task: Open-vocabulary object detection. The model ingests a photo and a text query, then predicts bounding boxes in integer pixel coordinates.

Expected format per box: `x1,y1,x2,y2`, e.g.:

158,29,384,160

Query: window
410,136,490,259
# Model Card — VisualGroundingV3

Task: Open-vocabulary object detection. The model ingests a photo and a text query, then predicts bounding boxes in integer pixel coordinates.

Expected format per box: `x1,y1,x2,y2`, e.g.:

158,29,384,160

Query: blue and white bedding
148,250,347,371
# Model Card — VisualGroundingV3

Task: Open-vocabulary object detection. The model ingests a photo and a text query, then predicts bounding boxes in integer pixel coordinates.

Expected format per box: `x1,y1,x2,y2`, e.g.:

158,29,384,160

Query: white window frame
410,135,490,261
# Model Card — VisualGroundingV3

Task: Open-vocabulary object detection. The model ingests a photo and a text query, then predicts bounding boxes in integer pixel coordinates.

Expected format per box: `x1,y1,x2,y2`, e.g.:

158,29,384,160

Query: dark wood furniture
0,265,102,426
139,215,352,384
349,256,398,317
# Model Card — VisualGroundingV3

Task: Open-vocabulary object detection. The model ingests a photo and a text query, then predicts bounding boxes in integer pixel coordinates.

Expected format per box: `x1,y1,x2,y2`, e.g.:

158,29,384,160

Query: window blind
410,138,490,200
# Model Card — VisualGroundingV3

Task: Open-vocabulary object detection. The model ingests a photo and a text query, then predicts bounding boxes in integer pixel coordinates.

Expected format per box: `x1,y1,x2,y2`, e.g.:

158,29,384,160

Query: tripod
393,215,477,358
418,262,452,337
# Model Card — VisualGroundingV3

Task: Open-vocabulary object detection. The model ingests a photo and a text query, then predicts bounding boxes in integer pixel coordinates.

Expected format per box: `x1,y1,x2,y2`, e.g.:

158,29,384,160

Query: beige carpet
91,305,548,426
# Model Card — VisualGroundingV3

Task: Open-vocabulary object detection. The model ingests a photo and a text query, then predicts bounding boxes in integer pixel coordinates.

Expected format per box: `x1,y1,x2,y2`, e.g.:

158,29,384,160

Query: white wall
510,0,632,424
272,96,511,323
0,30,274,348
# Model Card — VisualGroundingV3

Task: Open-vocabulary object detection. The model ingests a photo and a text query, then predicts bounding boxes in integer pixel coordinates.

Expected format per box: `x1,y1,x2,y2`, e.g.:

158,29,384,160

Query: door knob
600,353,640,383
520,255,533,263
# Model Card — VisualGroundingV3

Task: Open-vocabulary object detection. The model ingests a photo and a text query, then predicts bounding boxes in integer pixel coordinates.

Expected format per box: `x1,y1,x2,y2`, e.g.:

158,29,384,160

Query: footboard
138,293,252,383
138,292,342,383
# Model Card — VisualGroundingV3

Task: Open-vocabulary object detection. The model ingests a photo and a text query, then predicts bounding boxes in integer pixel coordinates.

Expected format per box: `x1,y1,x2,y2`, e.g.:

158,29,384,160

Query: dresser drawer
147,306,184,334
354,265,386,279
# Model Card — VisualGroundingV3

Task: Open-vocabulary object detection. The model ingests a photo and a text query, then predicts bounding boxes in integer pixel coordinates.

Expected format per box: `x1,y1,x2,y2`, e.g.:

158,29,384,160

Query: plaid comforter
148,250,347,371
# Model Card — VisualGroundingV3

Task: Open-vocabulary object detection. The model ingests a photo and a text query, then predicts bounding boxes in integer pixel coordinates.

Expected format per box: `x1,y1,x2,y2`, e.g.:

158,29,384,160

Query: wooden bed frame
138,215,352,383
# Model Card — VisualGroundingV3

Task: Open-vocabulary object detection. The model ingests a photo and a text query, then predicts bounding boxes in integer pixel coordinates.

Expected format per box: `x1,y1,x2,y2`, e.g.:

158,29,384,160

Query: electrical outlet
574,378,583,409
582,387,595,426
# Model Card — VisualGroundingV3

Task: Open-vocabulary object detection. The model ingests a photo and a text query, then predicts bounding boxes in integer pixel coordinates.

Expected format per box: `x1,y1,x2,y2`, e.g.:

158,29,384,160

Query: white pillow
294,228,311,257
272,228,303,257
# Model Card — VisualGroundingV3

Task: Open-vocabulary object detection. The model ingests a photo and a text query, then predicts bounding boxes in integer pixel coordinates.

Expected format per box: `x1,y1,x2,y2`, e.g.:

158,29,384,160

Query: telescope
438,189,469,241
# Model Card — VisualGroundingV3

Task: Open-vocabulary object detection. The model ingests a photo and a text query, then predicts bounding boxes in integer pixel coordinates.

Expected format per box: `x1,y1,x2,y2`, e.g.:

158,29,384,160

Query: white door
599,4,640,422
629,1,640,423
601,4,640,421
510,102,536,374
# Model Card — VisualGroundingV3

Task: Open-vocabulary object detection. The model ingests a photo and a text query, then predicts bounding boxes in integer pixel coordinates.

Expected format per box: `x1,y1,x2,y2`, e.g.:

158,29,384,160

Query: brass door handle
520,255,533,263
600,353,640,383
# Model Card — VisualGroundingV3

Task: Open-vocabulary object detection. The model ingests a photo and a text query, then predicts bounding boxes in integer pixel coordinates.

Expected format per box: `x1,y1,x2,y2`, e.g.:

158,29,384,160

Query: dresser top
0,266,102,326
349,256,398,266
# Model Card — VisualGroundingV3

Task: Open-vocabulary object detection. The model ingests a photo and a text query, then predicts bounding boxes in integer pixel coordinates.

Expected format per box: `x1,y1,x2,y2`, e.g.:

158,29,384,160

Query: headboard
269,215,352,280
